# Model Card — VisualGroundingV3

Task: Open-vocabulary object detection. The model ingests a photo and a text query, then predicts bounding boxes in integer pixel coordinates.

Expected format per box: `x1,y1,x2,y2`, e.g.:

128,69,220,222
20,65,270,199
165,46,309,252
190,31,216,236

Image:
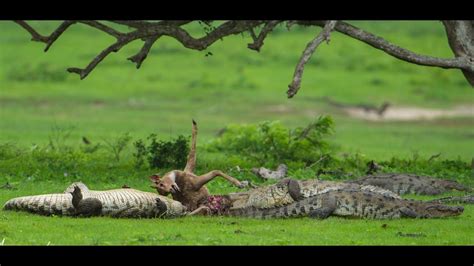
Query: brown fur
149,120,246,212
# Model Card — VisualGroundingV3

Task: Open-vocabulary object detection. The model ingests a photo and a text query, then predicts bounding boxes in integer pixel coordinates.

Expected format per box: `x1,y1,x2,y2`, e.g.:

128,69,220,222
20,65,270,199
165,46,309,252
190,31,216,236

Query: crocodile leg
308,193,337,219
287,178,304,201
70,185,102,217
112,207,142,218
399,207,419,218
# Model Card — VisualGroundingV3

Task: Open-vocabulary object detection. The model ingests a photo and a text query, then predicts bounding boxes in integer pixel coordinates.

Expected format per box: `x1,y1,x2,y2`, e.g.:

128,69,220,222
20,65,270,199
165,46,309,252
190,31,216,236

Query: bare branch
67,36,134,79
127,35,160,69
14,20,77,52
44,21,76,52
248,20,281,52
159,20,194,27
78,21,123,39
15,20,473,90
298,20,474,73
110,20,155,28
156,20,263,51
248,27,258,40
287,20,338,98
111,20,193,28
14,20,266,79
62,21,264,78
442,20,474,86
14,20,49,42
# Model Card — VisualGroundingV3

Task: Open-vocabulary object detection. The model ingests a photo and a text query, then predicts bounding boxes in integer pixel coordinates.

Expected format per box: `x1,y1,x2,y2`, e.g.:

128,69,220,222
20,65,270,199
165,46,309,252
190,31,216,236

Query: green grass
1,182,473,245
0,21,473,245
2,209,473,245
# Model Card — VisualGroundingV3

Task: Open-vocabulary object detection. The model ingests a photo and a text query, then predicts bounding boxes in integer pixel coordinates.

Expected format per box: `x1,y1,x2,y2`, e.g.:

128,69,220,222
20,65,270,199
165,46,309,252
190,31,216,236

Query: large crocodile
346,173,471,195
226,188,464,219
190,178,403,215
3,182,186,218
250,164,470,196
225,178,401,210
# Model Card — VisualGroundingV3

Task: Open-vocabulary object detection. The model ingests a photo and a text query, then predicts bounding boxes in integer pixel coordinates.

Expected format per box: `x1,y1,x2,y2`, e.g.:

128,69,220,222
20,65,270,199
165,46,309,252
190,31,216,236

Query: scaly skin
3,182,186,218
226,178,401,210
227,188,464,219
346,173,471,195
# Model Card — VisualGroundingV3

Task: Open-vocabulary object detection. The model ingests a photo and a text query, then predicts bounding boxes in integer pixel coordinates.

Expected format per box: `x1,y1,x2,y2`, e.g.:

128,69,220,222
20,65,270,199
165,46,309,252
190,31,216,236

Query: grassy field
1,181,473,245
0,21,473,245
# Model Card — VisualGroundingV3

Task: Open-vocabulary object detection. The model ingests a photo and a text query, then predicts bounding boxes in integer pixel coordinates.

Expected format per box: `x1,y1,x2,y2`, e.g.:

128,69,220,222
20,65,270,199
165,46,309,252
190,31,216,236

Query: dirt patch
345,105,474,121
265,104,291,113
264,104,292,114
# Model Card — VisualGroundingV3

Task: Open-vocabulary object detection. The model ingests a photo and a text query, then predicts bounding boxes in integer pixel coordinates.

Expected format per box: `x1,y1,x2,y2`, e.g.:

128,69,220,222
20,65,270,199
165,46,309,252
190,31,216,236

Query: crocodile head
64,182,89,194
437,180,471,192
424,204,464,218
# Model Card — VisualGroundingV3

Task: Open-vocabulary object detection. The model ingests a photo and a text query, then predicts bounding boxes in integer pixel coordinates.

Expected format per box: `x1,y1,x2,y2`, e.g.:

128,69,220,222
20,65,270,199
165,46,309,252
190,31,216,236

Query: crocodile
187,178,403,215
427,195,474,204
226,178,401,210
226,188,464,219
3,182,186,218
346,173,471,195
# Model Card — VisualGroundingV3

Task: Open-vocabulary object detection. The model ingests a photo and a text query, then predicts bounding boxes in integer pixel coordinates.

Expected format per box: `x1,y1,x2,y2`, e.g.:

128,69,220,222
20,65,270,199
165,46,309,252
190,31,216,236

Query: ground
0,21,473,245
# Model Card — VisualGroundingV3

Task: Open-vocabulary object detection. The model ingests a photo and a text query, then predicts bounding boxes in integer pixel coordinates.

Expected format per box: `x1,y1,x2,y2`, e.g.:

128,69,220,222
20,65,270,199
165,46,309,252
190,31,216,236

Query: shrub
206,115,336,166
133,134,189,169
102,133,132,162
133,139,147,169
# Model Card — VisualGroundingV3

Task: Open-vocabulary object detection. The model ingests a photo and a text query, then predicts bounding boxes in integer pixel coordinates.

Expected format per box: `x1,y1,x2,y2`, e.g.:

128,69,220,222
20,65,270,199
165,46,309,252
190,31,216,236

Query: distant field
0,21,473,159
0,21,473,245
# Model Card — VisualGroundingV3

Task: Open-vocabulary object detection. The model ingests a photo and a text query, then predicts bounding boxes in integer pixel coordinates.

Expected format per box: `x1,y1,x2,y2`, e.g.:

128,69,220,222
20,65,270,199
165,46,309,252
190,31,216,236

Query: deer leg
183,120,198,173
193,170,244,190
187,206,212,216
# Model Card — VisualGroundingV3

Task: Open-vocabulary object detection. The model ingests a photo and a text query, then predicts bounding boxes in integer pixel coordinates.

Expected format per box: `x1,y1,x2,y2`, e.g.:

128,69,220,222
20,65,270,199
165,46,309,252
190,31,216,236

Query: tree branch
14,20,76,52
153,20,263,51
298,20,474,73
15,20,265,79
110,20,155,28
44,21,76,52
78,20,123,39
247,20,281,52
442,20,474,86
127,35,160,69
67,36,134,79
14,20,473,91
287,20,338,98
14,20,49,42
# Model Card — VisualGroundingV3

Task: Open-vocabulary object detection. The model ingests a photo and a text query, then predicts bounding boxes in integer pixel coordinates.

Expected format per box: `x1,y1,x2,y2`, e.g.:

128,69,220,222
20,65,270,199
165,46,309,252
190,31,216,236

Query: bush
206,115,336,166
134,134,189,169
102,133,132,162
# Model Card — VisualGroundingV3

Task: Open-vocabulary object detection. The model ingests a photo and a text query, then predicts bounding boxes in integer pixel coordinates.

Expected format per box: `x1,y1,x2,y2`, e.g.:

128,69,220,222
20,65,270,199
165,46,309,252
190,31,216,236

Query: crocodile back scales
3,182,186,218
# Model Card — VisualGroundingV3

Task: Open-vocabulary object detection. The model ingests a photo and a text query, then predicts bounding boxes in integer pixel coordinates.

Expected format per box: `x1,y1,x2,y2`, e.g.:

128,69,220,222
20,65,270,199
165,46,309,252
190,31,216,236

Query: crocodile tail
227,206,282,219
3,193,74,216
227,199,313,219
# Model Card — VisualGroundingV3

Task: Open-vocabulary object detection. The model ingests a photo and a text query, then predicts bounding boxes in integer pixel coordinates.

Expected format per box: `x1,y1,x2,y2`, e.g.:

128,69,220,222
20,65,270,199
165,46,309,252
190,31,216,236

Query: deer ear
149,174,161,182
